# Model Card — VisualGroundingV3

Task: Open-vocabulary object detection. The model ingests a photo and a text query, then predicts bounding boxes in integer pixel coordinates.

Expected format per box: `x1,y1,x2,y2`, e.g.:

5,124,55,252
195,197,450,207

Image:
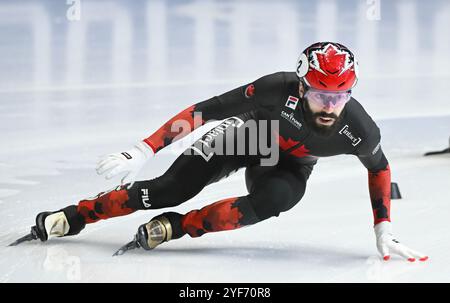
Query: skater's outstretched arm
143,72,285,153
353,124,389,225
96,73,285,185
356,128,428,262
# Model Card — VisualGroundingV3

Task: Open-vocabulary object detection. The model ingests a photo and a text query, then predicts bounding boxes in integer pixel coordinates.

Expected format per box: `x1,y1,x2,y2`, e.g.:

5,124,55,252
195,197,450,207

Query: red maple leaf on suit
290,144,310,157
274,131,310,158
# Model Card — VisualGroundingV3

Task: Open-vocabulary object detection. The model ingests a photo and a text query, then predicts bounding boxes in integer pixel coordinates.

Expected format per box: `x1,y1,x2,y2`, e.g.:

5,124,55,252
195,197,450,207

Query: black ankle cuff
60,205,86,236
154,212,186,240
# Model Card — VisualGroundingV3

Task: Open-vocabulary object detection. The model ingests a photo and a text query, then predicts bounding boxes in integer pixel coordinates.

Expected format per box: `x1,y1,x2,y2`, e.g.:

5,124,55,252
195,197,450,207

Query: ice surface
0,0,449,282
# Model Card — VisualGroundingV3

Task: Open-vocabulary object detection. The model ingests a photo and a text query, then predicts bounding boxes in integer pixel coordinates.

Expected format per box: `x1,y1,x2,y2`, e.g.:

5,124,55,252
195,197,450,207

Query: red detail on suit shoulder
244,84,255,98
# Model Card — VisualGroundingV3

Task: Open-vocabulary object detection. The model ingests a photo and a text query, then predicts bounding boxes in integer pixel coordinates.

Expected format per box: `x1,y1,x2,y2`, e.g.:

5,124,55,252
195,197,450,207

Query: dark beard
302,99,343,137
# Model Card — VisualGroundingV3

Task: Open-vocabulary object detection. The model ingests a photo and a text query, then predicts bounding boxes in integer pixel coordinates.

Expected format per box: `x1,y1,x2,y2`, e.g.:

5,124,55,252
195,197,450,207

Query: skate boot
37,205,86,241
10,205,86,246
136,216,173,250
113,213,185,256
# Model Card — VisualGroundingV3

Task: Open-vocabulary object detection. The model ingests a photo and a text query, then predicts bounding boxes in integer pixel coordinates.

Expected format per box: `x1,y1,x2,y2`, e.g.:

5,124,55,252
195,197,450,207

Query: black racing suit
61,72,391,240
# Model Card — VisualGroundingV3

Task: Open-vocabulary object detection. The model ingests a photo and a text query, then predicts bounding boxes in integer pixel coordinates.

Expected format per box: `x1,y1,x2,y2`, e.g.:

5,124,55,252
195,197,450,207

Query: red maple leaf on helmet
311,43,353,76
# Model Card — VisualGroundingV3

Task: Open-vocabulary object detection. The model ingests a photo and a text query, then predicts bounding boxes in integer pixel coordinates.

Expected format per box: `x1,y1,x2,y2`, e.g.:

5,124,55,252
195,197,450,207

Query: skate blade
9,227,39,246
113,239,140,256
424,148,450,156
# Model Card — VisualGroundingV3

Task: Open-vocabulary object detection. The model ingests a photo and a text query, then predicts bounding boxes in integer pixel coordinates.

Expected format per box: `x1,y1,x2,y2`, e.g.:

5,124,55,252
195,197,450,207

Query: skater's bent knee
248,182,301,221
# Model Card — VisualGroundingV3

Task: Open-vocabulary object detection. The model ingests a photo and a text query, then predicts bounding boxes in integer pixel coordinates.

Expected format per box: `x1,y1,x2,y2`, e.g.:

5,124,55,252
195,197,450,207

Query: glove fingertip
96,162,109,171
383,255,390,261
419,256,429,262
97,156,111,163
407,258,416,262
96,166,111,175
122,178,134,186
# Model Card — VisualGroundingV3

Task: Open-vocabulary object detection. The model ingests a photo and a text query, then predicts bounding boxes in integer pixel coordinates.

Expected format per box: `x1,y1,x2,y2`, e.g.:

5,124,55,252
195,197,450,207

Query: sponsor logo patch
372,142,381,155
281,110,302,130
339,125,362,146
189,117,245,161
285,96,299,110
141,188,151,208
121,152,132,159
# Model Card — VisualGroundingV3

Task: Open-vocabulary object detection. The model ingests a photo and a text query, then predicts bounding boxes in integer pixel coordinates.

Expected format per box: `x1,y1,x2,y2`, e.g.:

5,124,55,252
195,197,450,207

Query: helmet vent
319,80,327,88
326,69,338,75
338,81,346,88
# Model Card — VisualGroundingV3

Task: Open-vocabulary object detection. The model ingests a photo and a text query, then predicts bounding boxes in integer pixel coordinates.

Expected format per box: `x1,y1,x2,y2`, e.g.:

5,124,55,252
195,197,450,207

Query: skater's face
305,88,350,127
299,82,349,137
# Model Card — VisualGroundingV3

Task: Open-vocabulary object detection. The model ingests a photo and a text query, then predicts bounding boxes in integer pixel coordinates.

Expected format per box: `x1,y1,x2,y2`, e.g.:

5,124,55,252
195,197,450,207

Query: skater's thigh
169,116,260,187
136,138,252,207
128,151,237,209
245,165,308,220
162,151,241,191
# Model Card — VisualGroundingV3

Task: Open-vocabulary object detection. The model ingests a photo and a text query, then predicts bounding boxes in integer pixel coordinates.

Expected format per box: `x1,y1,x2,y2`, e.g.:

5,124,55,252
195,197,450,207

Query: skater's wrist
142,139,157,154
133,141,155,160
374,221,392,238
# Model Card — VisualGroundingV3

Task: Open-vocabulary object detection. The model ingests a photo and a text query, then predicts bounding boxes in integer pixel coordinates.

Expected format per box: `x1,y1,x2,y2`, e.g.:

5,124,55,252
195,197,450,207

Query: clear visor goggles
305,88,352,108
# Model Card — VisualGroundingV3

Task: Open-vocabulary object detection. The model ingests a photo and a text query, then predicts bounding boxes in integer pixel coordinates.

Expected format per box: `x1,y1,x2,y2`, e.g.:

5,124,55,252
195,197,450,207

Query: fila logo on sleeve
141,188,151,208
285,96,299,110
